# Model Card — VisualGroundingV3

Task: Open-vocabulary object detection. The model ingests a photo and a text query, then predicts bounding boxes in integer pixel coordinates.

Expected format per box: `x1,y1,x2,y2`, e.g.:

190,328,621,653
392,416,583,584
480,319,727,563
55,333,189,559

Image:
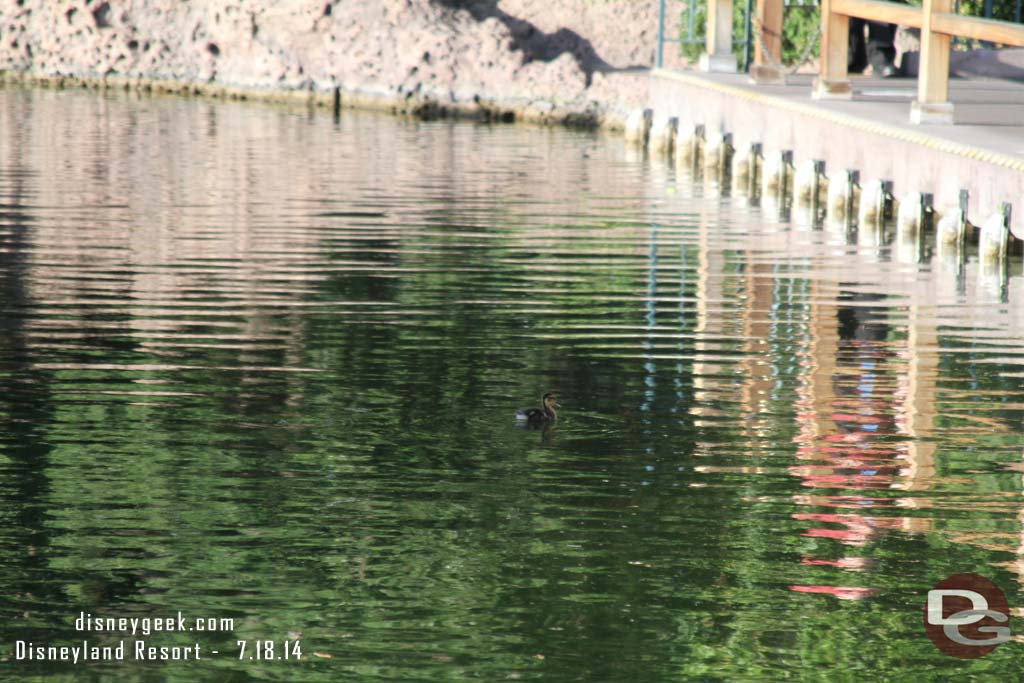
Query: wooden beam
751,0,784,82
831,0,1024,44
833,0,923,27
813,0,852,98
932,12,1024,45
912,0,954,123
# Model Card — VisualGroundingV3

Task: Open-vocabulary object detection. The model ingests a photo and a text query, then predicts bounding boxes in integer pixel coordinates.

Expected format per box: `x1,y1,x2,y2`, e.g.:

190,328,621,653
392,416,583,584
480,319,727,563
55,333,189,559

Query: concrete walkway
747,72,1024,156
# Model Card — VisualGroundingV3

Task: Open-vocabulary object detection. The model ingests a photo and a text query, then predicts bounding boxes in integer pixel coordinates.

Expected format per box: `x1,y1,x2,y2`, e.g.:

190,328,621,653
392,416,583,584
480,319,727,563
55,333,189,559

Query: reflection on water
1,86,1024,682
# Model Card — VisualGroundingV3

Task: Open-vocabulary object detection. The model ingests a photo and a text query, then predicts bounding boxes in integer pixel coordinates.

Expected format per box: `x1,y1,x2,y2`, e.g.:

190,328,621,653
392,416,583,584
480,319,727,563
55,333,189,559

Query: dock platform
650,68,1024,236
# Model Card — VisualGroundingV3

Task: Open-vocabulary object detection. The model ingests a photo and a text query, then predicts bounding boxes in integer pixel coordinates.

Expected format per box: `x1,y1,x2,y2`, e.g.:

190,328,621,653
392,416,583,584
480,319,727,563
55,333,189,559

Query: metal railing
656,0,754,69
656,0,823,71
657,0,1024,123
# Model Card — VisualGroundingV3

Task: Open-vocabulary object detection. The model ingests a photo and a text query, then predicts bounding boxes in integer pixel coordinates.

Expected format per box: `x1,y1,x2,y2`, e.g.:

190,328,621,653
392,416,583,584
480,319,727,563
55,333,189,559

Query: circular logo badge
923,573,1010,658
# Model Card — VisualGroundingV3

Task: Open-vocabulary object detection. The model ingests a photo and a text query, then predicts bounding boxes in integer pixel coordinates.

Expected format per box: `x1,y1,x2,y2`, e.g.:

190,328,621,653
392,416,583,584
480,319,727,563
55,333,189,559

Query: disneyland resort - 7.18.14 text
12,611,236,663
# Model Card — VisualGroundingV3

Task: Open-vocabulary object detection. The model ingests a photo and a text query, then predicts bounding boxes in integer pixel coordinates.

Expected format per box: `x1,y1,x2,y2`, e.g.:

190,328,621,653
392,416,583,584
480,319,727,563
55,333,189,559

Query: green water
1,86,1024,682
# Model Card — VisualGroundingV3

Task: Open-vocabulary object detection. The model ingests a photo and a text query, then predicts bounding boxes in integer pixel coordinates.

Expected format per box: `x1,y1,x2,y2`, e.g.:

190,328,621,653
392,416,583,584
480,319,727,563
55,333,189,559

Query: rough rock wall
1,1,656,122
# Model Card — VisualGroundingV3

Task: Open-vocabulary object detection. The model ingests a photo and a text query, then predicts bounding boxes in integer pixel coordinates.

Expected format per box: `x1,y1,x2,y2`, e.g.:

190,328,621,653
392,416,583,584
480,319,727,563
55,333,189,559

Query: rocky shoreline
0,0,660,128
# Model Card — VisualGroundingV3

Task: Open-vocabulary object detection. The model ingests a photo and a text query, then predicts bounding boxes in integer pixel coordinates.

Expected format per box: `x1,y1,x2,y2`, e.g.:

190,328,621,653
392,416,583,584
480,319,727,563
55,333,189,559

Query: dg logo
924,573,1011,658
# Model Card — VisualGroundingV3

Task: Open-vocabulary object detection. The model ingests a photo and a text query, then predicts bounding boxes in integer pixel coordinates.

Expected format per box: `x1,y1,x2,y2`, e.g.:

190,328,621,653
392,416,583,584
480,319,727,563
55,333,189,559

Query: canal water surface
2,87,1024,682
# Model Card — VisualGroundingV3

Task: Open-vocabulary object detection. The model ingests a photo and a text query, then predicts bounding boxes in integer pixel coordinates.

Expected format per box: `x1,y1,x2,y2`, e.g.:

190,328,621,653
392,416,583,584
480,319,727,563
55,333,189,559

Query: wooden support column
701,0,739,72
750,0,784,82
911,0,954,123
813,0,852,98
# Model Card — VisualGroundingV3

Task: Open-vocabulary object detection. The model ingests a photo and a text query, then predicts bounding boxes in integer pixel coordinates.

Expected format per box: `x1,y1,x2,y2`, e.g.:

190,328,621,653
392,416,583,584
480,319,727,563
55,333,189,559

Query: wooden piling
703,132,733,173
979,203,1012,263
649,114,679,155
761,150,792,197
858,179,891,228
935,190,969,259
625,108,653,146
826,169,858,223
896,192,927,235
793,160,825,206
675,123,705,165
731,142,762,196
896,192,929,262
935,208,966,246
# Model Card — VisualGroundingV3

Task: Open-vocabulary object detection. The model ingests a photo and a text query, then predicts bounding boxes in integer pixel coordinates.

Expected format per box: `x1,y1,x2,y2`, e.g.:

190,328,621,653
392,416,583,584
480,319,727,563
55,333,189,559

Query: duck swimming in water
515,392,559,424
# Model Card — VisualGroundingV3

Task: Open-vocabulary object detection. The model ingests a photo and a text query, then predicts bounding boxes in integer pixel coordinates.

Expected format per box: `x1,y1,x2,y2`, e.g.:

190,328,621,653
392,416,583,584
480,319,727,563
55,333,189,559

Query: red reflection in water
789,585,878,600
800,555,869,570
789,300,910,599
793,512,908,546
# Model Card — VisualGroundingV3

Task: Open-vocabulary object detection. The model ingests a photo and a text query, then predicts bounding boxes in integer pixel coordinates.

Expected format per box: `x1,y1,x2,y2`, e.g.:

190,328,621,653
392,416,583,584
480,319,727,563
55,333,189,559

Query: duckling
515,392,559,424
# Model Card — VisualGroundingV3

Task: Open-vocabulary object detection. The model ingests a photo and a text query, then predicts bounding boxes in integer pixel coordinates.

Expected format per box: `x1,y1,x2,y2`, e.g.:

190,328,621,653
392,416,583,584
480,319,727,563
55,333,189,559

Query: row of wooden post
696,0,1024,123
626,109,1013,267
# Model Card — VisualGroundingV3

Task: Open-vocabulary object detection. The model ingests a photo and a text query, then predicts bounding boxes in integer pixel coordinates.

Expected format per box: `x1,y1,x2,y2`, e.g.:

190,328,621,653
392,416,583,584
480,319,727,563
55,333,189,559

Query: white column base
699,52,738,74
910,100,954,125
812,78,853,100
749,64,785,84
